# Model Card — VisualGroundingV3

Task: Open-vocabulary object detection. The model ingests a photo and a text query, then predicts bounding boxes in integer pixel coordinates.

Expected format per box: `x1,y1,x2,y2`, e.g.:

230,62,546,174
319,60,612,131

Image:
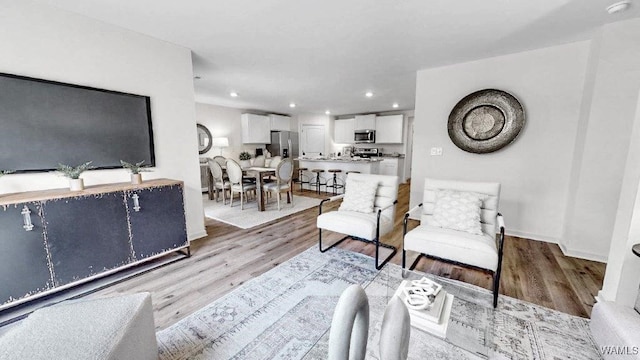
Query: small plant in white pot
239,151,252,168
120,160,152,184
57,161,94,191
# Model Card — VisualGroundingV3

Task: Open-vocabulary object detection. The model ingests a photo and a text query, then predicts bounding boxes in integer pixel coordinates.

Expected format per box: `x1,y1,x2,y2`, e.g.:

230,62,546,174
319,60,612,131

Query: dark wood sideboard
0,179,189,314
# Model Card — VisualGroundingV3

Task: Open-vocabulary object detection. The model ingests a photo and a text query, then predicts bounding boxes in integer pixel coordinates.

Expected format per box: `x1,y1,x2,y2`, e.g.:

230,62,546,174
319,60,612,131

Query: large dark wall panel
0,73,154,172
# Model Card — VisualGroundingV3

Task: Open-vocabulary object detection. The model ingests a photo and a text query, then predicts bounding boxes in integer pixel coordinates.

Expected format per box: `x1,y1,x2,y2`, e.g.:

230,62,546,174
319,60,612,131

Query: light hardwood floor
90,181,605,331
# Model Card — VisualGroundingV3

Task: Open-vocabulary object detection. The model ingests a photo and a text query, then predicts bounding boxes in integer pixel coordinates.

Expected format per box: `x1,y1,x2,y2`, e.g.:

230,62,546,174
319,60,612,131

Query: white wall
0,0,205,240
563,19,640,261
598,18,640,306
412,41,590,246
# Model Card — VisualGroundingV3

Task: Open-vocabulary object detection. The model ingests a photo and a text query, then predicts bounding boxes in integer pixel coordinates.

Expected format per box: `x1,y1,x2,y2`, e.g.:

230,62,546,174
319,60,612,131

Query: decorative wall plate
448,89,525,154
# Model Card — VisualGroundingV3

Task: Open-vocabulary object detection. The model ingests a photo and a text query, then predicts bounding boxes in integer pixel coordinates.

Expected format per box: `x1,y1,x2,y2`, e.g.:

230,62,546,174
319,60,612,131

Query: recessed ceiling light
365,92,373,98
392,103,399,108
230,92,238,97
289,103,296,108
325,110,331,115
607,0,631,14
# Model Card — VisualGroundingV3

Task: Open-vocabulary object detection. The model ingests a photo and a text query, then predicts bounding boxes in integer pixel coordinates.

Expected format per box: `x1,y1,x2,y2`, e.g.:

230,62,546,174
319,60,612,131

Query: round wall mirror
197,124,212,154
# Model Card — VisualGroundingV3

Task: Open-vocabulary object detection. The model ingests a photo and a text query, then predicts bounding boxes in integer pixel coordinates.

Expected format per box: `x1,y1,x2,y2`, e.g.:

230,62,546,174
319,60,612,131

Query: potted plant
239,151,252,168
57,161,94,191
120,160,152,184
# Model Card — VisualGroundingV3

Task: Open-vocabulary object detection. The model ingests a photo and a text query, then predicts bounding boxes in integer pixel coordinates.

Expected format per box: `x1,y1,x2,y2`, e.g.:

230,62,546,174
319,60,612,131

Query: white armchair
402,178,505,308
317,173,399,270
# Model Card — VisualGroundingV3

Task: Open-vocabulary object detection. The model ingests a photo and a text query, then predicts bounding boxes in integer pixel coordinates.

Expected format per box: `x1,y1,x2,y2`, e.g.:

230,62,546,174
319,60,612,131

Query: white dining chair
208,159,230,204
226,159,257,210
262,158,294,210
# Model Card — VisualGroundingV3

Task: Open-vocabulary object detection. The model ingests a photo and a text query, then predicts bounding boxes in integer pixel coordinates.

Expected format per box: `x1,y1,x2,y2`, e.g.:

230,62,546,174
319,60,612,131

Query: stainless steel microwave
354,130,375,143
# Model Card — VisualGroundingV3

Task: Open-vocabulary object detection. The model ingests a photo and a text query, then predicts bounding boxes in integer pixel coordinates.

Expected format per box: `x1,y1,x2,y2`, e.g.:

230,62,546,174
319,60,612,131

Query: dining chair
213,155,226,168
269,156,282,169
252,155,266,167
262,158,294,210
208,159,230,204
226,159,257,210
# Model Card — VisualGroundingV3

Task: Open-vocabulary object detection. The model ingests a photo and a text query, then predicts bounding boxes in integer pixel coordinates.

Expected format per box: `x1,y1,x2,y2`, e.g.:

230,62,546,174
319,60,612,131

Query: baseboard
188,230,208,242
504,229,559,244
558,242,608,263
505,229,608,263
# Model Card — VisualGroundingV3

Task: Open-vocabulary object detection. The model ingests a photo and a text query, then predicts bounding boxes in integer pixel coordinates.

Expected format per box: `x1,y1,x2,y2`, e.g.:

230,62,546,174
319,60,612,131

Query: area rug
156,247,602,360
202,194,321,229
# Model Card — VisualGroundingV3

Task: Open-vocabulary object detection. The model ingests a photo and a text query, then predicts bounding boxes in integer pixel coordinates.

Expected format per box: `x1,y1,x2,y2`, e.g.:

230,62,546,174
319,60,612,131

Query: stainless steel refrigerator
267,131,299,159
267,131,299,180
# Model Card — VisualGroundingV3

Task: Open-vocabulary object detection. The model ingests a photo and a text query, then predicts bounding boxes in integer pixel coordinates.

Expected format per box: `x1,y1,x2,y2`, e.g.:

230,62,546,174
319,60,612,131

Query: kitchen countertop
297,157,383,163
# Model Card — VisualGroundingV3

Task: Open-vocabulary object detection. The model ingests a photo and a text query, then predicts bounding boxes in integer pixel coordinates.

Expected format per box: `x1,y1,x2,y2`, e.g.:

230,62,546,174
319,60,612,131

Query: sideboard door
126,185,188,260
0,202,53,307
42,193,132,286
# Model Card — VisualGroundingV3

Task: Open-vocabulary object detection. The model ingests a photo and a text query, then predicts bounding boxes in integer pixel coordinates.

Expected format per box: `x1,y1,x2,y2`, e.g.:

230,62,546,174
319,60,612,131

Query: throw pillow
339,179,379,213
430,189,486,235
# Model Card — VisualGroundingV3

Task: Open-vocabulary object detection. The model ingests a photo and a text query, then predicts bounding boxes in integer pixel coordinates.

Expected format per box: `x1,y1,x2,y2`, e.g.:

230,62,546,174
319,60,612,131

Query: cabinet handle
21,205,34,231
132,194,141,212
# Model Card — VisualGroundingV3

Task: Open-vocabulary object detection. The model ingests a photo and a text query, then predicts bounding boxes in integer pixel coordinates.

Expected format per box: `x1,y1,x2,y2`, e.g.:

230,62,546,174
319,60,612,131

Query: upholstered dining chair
208,159,230,204
225,159,257,210
402,178,505,308
262,158,294,210
212,155,226,168
268,156,282,169
252,155,266,167
317,173,399,270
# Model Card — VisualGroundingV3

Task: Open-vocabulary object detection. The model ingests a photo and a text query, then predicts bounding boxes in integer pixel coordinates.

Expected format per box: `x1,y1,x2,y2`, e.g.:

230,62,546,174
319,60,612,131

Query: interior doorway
300,124,325,156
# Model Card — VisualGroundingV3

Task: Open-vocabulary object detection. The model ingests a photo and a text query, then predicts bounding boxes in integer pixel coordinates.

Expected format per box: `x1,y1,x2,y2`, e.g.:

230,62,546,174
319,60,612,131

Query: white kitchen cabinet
375,115,404,144
354,114,376,130
241,113,271,144
269,114,291,131
334,118,355,144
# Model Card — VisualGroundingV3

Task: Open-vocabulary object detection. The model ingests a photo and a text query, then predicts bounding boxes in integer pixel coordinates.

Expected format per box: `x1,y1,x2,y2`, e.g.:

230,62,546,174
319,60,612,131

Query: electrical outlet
430,147,443,156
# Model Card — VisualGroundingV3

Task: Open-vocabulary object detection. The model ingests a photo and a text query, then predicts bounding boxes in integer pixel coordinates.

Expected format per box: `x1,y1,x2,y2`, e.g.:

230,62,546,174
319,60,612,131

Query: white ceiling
35,0,640,116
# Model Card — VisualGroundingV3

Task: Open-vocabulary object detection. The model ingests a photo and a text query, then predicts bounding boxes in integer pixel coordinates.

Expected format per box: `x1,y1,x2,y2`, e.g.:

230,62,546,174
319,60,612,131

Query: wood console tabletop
0,178,183,206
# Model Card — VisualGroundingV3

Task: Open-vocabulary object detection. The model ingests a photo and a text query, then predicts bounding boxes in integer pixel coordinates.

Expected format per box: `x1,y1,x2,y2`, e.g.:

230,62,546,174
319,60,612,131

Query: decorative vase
239,160,251,169
131,173,142,185
69,178,84,191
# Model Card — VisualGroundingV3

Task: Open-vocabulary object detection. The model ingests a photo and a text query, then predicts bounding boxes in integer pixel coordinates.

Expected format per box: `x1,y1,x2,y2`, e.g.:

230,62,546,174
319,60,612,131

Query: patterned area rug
202,194,321,229
157,247,602,359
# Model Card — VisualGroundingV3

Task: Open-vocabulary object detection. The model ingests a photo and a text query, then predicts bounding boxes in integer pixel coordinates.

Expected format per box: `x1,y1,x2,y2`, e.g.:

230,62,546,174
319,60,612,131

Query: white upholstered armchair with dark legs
317,173,399,270
402,178,505,308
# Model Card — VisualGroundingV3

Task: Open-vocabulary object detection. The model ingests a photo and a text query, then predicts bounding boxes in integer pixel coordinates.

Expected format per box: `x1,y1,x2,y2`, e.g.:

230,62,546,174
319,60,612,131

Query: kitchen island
297,157,383,192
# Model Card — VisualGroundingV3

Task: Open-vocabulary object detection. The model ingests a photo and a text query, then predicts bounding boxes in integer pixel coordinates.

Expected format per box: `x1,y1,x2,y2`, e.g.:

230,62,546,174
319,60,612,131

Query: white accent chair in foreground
402,178,505,308
0,293,157,360
317,173,399,270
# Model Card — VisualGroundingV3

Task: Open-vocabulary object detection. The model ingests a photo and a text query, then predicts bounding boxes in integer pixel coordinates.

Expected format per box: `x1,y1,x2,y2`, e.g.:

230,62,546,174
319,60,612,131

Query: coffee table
365,265,494,359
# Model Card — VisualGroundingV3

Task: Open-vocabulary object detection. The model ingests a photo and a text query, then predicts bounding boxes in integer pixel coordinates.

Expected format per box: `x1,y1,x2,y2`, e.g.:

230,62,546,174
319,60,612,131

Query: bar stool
309,169,326,194
295,167,310,192
326,169,345,194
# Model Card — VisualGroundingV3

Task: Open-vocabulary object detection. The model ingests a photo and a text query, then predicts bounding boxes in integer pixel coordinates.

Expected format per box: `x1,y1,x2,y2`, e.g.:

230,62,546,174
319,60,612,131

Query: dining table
209,165,288,212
